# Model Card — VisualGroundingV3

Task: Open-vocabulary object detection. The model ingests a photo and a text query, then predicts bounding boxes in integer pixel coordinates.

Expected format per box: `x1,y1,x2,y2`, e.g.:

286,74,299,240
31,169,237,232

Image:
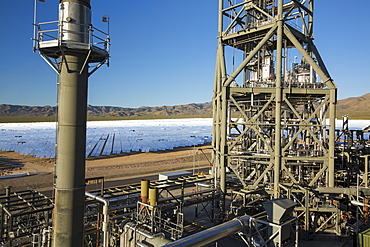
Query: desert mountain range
0,102,212,122
0,93,369,122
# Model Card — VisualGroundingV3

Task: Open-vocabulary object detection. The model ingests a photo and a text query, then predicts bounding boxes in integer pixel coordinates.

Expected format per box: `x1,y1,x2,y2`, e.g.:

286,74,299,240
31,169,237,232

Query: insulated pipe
52,1,91,246
85,192,109,247
121,223,172,246
124,223,165,239
163,215,250,247
315,187,370,196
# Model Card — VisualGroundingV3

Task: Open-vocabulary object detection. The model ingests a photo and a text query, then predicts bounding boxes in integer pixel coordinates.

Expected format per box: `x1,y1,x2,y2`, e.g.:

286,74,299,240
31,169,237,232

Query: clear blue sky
0,1,368,108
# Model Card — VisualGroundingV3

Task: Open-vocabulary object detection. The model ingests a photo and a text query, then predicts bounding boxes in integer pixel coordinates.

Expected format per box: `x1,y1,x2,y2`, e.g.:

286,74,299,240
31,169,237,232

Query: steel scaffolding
212,0,337,210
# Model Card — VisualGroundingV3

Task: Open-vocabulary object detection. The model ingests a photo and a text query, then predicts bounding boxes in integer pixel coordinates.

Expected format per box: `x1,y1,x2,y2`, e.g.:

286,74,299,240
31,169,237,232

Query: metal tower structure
212,0,337,209
33,0,109,245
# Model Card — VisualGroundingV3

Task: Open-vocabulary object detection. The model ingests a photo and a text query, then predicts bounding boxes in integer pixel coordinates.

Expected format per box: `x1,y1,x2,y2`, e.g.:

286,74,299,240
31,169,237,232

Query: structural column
213,0,227,212
274,0,284,198
34,0,109,245
53,52,88,247
328,88,336,187
52,1,91,246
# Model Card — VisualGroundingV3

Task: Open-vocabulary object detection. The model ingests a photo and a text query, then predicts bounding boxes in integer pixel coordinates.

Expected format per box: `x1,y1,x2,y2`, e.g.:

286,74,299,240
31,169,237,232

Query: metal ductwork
163,215,250,247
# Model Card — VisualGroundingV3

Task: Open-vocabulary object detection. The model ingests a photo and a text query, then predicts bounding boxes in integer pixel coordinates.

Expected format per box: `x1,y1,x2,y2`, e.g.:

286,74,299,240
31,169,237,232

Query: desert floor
0,145,212,192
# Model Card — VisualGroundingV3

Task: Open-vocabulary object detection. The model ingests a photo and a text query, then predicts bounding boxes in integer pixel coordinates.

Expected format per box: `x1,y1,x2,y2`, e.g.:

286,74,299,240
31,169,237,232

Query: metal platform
38,40,108,63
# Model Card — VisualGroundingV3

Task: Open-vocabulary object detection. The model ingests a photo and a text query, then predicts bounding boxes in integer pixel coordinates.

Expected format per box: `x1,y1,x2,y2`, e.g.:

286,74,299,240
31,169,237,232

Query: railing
33,20,110,55
235,80,326,89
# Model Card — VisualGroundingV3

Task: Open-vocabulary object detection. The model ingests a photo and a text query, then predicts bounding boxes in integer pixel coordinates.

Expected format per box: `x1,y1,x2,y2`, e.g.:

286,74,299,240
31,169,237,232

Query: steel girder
212,0,337,210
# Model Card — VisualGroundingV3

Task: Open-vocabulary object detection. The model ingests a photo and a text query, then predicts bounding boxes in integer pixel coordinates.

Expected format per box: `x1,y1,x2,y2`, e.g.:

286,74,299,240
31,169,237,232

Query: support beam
274,0,284,198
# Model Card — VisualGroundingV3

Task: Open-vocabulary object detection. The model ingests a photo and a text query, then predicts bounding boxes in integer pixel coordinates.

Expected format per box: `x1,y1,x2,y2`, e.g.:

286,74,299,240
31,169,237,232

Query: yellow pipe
148,187,158,206
141,179,150,203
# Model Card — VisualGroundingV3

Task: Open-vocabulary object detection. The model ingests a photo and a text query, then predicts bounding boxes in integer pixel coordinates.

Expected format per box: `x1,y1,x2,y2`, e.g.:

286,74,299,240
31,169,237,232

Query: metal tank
58,0,91,44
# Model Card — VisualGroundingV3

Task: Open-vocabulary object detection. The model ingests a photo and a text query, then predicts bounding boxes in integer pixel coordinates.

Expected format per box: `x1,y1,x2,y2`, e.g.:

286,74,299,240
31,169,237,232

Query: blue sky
0,1,368,108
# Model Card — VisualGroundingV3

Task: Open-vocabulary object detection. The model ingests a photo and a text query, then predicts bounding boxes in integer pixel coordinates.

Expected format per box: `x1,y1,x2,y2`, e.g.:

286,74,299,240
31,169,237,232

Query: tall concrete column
53,1,90,246
53,52,88,247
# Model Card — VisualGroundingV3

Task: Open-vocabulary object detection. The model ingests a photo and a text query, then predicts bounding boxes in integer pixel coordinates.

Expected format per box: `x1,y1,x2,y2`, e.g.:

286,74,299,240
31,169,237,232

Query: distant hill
336,93,370,119
0,102,213,122
0,93,369,122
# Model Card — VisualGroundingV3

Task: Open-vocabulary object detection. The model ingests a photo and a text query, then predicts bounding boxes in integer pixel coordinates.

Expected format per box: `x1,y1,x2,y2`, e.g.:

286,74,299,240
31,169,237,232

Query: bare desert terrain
0,145,212,192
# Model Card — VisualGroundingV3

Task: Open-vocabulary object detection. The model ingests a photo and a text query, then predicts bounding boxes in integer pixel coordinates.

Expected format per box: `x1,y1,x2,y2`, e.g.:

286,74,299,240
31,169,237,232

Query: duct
163,215,250,247
85,192,109,247
315,187,370,196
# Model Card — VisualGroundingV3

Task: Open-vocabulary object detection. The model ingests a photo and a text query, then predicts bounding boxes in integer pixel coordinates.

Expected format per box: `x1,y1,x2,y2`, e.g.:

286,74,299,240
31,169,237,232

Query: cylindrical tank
59,0,91,44
148,187,158,206
141,179,150,203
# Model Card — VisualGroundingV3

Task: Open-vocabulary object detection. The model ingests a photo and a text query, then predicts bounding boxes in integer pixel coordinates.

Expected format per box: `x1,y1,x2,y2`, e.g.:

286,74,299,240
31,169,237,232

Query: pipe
85,192,109,247
148,187,158,206
124,223,164,239
315,187,370,196
122,222,172,246
163,215,250,247
141,179,150,203
135,241,149,247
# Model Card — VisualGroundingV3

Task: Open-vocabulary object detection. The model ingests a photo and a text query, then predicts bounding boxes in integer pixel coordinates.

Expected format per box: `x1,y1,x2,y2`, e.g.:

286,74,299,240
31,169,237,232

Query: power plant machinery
0,0,369,246
212,0,370,240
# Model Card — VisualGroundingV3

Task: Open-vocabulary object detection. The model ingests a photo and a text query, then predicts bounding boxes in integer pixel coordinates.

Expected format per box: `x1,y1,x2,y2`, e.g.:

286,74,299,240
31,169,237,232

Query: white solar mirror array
0,119,212,158
1,119,368,159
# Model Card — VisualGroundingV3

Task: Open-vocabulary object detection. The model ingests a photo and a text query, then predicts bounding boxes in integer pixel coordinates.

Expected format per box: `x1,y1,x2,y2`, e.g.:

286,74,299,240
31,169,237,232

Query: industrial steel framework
0,175,218,246
0,188,53,246
212,0,337,211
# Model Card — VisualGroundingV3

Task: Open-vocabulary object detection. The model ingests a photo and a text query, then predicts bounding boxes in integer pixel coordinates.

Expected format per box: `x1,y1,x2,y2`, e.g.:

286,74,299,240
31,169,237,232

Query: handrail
40,33,57,40
93,26,108,36
38,20,58,25
38,29,59,33
60,20,91,28
36,19,110,53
